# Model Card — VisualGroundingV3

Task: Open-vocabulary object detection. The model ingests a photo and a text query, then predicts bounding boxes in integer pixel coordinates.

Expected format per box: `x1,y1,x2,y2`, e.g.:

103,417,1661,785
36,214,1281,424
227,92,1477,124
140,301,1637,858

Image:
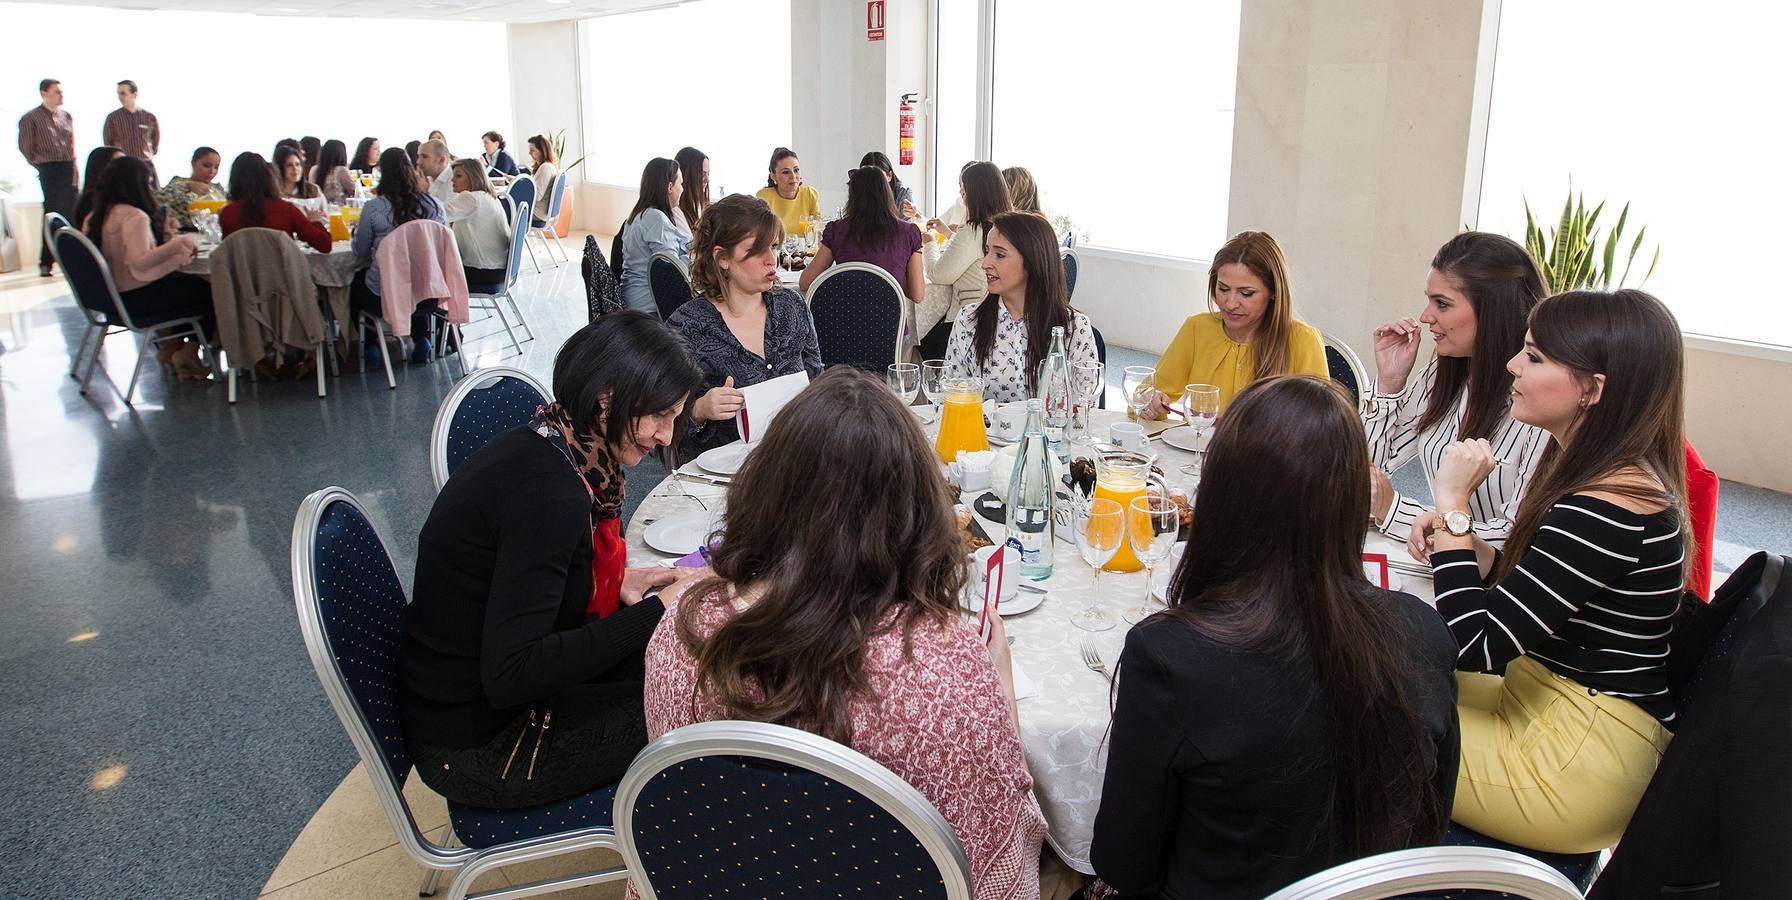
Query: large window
579,0,791,201
931,0,982,212
1477,0,1792,346
989,0,1240,258
0,3,508,202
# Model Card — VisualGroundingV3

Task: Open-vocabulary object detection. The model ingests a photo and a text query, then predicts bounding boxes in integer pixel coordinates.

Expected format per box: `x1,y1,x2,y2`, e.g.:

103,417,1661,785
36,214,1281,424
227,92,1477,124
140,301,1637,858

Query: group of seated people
400,179,1695,893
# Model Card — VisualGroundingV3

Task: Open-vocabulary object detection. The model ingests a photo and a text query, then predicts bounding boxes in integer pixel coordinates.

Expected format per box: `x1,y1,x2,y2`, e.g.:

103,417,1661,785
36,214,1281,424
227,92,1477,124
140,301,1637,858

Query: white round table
623,407,1434,874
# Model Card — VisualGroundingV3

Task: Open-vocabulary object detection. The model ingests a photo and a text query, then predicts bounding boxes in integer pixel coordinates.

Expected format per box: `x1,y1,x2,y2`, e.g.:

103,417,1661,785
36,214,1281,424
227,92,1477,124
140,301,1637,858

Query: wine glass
1122,366,1155,422
887,362,920,405
1071,360,1104,439
921,359,948,420
1123,493,1181,623
1180,382,1221,463
1071,498,1122,631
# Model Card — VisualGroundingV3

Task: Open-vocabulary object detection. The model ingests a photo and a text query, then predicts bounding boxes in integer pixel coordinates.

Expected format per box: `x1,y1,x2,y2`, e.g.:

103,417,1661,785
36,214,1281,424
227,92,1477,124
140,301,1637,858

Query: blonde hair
450,158,495,197
1208,230,1297,381
1002,166,1040,214
690,194,784,300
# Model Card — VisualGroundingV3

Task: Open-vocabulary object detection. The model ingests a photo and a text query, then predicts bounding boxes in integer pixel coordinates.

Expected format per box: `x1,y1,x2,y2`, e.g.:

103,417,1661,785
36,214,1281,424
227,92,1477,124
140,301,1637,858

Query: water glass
1071,360,1104,436
1180,383,1220,442
921,359,949,416
1071,498,1122,631
887,362,920,405
1124,494,1181,623
1122,366,1155,421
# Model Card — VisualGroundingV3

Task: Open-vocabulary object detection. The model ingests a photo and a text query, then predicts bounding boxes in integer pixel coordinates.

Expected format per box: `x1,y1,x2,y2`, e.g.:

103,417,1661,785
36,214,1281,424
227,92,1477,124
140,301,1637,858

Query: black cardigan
398,426,664,748
1090,591,1460,899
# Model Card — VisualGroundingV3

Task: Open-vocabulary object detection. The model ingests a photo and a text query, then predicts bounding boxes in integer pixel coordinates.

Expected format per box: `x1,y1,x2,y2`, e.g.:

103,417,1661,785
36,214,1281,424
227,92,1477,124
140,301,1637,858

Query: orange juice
1094,472,1148,572
188,198,227,215
328,213,350,242
935,389,989,463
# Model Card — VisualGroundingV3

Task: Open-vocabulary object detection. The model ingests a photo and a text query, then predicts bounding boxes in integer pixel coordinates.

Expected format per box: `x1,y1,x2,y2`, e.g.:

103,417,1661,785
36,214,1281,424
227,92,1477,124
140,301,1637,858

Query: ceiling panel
36,0,689,23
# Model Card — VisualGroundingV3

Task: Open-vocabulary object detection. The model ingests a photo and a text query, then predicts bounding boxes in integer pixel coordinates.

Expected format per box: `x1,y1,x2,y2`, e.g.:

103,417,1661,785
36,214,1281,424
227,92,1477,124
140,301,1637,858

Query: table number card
980,548,1004,642
1361,552,1391,590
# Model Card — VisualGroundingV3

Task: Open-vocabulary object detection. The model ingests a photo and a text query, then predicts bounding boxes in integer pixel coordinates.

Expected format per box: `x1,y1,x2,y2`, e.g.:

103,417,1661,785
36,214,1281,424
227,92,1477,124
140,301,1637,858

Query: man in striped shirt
17,78,76,277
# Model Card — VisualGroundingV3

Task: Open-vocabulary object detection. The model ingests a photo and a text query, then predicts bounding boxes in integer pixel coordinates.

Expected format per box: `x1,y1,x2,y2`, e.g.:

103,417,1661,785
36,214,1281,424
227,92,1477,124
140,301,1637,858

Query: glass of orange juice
934,376,989,463
1092,449,1167,572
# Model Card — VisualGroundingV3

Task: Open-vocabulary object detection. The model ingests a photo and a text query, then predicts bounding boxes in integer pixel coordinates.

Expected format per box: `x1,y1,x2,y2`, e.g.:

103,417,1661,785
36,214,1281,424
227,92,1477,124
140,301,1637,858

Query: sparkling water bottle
1005,398,1055,579
1036,326,1072,460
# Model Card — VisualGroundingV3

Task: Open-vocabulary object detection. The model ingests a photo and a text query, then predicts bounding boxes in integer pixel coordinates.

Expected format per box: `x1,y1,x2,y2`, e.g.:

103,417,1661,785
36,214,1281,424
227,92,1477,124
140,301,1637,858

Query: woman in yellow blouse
1142,230,1327,415
754,147,821,235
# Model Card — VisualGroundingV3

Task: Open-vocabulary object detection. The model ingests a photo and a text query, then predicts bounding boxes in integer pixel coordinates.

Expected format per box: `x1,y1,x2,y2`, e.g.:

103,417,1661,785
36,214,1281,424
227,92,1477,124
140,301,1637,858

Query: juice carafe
1093,449,1167,572
935,377,989,462
328,212,349,242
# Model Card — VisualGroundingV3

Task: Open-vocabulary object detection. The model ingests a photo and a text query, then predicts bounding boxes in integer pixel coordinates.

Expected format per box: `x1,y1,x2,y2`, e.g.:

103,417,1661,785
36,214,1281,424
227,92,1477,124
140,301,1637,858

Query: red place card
1362,552,1390,589
980,549,1004,642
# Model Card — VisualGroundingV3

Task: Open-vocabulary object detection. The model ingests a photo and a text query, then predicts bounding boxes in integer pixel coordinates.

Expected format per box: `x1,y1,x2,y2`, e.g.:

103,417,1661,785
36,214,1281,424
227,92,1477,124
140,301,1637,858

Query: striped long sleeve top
1363,359,1549,547
1432,495,1685,724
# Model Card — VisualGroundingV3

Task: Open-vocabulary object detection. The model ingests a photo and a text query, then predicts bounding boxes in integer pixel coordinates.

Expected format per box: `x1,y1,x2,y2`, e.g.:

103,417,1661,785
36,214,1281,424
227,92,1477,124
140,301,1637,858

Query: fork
1079,640,1109,677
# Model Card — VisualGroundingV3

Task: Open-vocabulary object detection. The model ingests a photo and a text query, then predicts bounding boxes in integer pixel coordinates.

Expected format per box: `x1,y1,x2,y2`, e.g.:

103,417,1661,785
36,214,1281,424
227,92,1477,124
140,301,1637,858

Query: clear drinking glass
1123,493,1181,623
1071,360,1104,437
1071,498,1123,631
887,362,920,405
921,359,949,419
1122,366,1155,421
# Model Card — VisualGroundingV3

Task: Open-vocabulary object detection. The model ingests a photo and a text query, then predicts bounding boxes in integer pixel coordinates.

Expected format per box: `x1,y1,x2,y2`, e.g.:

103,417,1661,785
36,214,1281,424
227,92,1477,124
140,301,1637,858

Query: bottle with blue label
1005,398,1055,579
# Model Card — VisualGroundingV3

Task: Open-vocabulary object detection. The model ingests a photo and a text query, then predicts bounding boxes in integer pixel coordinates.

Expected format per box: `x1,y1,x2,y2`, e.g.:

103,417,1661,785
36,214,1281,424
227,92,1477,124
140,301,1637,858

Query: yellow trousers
1452,656,1672,854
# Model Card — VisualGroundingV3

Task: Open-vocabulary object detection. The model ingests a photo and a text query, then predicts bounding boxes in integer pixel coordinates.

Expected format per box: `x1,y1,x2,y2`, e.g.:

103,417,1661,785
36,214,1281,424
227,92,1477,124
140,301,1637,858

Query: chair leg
70,321,100,377
492,294,522,356
376,320,396,389
454,325,470,376
506,293,535,343
418,866,446,897
523,236,542,274
123,332,149,406
549,226,568,263
228,365,238,404
80,329,108,394
316,342,327,398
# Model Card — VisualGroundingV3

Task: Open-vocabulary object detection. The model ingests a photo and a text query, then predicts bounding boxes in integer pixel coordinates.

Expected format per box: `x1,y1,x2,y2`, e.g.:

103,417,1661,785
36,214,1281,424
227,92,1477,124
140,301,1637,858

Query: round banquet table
623,407,1435,874
182,239,368,356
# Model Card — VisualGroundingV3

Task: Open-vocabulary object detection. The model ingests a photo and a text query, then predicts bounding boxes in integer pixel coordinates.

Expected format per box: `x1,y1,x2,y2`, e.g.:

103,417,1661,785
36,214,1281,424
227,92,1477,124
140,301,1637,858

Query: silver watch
1442,509,1473,537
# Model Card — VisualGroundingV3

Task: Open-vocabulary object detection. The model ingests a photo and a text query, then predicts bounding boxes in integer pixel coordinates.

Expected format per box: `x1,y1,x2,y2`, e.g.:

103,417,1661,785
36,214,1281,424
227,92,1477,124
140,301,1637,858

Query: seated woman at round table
219,152,331,252
797,165,923,302
308,139,357,205
156,145,227,232
349,147,446,363
618,157,691,316
753,146,820,236
71,145,124,231
918,160,1011,360
945,210,1096,404
644,366,1046,900
273,144,322,200
1092,374,1459,898
400,312,703,809
84,156,214,379
443,158,513,287
1140,230,1327,416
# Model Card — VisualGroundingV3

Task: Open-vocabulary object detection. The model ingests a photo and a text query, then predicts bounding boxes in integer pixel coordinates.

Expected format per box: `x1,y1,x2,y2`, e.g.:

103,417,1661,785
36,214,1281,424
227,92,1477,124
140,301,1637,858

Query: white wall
507,21,584,225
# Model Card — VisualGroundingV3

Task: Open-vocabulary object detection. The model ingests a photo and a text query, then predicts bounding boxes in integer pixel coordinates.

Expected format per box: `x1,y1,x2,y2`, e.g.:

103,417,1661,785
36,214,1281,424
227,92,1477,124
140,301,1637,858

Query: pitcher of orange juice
934,377,989,462
1093,449,1168,572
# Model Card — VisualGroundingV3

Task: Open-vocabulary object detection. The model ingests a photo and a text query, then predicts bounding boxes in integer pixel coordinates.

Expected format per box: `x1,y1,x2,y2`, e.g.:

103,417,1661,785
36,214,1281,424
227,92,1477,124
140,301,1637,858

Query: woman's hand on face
1433,438,1496,507
619,566,680,606
693,376,743,422
1371,317,1423,389
1407,510,1436,563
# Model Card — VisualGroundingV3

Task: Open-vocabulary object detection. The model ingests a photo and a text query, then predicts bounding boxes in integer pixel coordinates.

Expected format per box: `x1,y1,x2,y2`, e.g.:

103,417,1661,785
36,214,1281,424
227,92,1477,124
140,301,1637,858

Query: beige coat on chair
209,227,324,367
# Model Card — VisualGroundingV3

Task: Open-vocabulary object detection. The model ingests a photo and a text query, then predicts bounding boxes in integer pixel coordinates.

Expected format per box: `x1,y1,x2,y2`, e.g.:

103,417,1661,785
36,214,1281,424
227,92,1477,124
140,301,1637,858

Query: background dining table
622,406,1435,875
181,238,367,356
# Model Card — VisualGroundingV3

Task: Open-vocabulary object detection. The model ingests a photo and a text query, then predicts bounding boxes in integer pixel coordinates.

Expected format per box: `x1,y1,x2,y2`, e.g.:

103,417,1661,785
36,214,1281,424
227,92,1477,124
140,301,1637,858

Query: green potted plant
548,129,584,235
1521,187,1660,293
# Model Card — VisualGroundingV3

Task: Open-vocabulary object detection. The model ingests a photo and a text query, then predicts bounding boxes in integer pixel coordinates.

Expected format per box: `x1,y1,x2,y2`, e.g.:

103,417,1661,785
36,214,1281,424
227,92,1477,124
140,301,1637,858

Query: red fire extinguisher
898,93,916,166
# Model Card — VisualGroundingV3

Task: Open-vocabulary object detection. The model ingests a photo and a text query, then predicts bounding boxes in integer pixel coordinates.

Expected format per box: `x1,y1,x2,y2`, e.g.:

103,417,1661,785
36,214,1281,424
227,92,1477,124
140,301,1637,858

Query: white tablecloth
622,409,1435,874
181,239,364,287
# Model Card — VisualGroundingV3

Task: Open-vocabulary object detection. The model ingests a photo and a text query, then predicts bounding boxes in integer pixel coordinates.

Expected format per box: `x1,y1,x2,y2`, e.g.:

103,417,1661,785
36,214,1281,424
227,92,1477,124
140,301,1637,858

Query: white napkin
735,371,810,443
1011,656,1039,700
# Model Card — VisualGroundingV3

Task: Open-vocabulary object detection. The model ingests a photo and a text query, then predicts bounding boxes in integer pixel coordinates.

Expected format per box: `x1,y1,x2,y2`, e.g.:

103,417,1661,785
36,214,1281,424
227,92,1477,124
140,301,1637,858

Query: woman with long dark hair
351,136,380,174
859,150,916,218
402,312,703,809
1424,289,1690,853
944,210,1095,403
272,144,321,200
1364,232,1550,548
645,367,1046,900
918,160,1011,359
219,152,330,251
797,165,923,301
71,145,123,232
350,147,446,362
524,134,559,227
85,156,215,378
299,135,321,173
1092,375,1459,898
308,139,355,204
754,146,820,235
673,146,709,235
618,157,689,315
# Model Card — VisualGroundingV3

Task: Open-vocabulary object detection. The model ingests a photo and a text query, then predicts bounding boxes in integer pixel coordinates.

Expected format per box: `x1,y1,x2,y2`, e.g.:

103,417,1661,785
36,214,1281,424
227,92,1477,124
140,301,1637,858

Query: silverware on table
676,471,732,486
1079,640,1109,677
1016,580,1048,594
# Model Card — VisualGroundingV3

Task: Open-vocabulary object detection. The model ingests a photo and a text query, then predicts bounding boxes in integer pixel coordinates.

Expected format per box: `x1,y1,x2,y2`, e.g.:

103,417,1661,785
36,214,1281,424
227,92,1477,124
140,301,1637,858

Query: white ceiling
47,0,689,24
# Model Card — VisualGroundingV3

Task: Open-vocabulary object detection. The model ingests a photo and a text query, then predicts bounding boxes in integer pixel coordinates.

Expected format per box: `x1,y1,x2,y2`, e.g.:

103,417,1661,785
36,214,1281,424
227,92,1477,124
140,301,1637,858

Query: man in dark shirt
103,80,160,174
17,78,76,276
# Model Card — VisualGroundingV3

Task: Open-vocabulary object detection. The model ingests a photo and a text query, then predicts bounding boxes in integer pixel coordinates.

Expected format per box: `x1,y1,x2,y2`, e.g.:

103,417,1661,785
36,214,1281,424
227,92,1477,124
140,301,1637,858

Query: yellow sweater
1153,312,1328,409
755,185,822,235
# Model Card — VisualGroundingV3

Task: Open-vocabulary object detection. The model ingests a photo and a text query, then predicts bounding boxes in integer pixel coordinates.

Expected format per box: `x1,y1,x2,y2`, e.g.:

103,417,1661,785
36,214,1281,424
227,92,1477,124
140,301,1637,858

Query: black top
1433,494,1684,723
1091,591,1460,899
666,287,822,462
399,427,664,748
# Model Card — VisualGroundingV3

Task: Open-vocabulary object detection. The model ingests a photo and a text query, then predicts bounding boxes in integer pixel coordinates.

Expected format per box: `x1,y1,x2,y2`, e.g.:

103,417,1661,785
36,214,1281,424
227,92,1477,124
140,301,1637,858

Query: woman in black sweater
400,311,704,809
1091,375,1460,899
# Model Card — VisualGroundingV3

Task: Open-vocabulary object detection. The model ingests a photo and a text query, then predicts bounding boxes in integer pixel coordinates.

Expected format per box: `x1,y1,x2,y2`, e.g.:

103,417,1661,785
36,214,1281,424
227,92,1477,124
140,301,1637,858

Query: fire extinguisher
898,93,917,166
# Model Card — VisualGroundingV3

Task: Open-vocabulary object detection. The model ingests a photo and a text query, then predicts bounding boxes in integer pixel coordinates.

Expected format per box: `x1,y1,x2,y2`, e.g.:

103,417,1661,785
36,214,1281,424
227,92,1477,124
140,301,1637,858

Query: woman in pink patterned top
641,367,1046,900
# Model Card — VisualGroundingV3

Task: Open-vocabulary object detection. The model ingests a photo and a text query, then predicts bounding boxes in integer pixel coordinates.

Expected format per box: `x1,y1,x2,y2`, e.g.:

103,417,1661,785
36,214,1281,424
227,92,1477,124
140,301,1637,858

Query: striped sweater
1432,495,1685,724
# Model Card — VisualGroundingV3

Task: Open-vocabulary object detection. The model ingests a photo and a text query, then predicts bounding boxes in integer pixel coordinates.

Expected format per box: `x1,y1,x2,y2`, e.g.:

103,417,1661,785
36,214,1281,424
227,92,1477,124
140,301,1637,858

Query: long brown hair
527,133,556,167
840,165,902,250
1492,290,1691,583
1161,374,1446,855
689,194,783,301
225,152,279,229
674,146,708,226
960,161,1011,232
1208,231,1296,381
1002,166,1040,214
1419,232,1547,440
624,157,679,229
973,211,1074,392
675,368,966,744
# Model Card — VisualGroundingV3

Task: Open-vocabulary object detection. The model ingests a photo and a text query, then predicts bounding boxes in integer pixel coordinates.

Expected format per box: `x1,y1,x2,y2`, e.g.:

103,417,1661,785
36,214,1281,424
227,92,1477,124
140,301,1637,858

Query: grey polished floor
0,255,1787,897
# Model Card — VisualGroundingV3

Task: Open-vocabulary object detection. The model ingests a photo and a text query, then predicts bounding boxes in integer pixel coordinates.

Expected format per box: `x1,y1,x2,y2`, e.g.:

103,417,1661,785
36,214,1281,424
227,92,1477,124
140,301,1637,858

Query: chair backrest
44,211,71,241
1262,846,1584,900
499,199,531,291
808,262,906,372
505,176,536,219
1061,247,1079,300
428,366,551,491
1322,331,1369,405
609,232,626,287
1090,324,1108,409
616,720,973,900
581,235,621,322
291,487,465,869
648,253,693,320
53,226,132,328
542,173,568,221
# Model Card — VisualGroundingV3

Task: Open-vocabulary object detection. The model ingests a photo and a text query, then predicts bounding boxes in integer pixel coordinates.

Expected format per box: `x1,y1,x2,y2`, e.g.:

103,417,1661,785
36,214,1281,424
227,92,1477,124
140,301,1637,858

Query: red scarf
532,403,628,617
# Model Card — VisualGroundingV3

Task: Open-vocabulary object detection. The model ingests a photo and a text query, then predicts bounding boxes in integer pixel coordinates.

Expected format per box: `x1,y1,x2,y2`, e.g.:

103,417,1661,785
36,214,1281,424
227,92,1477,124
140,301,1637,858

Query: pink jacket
94,206,196,292
374,219,469,336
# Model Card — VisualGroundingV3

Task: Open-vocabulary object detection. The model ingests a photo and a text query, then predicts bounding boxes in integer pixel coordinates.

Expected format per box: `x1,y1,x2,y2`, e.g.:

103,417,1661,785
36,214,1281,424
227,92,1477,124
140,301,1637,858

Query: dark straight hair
352,137,379,171
859,151,904,205
625,157,680,228
1420,232,1548,440
191,146,219,165
765,147,797,188
675,146,709,227
675,367,967,744
312,139,348,187
73,145,123,229
1160,374,1447,856
273,144,307,194
973,211,1073,392
552,310,704,451
300,136,322,170
373,147,433,227
840,166,901,250
273,138,300,162
85,156,158,244
404,140,421,164
226,152,279,228
960,160,1011,232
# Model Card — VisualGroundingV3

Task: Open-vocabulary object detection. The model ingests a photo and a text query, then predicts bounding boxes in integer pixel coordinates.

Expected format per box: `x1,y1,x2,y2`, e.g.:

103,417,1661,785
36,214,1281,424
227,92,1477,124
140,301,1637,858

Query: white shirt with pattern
945,298,1098,404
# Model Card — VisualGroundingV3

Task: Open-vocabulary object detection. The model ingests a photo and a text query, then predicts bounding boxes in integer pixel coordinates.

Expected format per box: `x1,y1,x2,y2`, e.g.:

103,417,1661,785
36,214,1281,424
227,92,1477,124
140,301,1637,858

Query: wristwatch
1442,509,1473,537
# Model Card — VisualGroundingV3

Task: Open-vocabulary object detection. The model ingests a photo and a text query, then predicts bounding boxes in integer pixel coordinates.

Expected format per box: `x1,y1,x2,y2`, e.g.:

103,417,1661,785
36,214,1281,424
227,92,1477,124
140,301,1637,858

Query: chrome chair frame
527,174,569,267
1322,330,1371,407
357,220,470,389
806,261,912,366
53,226,208,405
464,200,534,359
210,227,329,404
428,366,551,491
1262,846,1584,900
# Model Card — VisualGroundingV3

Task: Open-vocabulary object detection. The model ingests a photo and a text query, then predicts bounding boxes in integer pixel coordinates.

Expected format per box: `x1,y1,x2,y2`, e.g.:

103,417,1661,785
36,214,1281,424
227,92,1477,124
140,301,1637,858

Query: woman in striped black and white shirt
1364,232,1549,548
1422,289,1692,855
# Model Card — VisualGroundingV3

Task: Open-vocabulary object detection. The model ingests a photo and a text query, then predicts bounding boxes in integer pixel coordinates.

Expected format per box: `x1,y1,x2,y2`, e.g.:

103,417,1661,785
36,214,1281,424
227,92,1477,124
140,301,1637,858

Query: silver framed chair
290,487,630,900
53,226,209,405
42,212,99,378
428,366,551,491
615,720,973,900
501,178,540,274
807,262,909,370
1322,331,1371,406
527,174,569,267
1262,846,1585,900
464,199,535,359
647,252,692,321
209,226,330,404
1062,246,1080,300
358,219,470,389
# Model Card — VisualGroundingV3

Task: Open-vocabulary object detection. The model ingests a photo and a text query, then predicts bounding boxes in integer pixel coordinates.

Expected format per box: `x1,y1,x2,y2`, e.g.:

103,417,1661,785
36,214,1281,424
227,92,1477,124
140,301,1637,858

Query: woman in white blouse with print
1363,231,1550,549
919,161,1012,361
946,211,1096,404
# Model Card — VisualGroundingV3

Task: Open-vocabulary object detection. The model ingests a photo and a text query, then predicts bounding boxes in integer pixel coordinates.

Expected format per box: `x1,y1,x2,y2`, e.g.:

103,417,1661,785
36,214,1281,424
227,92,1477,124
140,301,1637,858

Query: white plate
643,511,722,556
998,588,1044,616
695,442,751,476
986,433,1016,447
1159,426,1208,453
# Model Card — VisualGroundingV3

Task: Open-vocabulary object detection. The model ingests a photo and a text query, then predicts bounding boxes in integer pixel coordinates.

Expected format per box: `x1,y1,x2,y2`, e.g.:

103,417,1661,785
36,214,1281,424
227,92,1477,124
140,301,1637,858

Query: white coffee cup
969,544,1020,605
1109,421,1145,450
991,402,1029,441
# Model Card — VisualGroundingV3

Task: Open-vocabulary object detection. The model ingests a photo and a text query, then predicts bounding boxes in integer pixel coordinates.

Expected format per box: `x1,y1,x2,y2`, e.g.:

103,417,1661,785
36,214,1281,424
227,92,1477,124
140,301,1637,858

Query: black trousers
120,274,216,340
464,265,506,288
36,161,77,269
918,319,955,362
409,680,649,809
350,269,437,338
